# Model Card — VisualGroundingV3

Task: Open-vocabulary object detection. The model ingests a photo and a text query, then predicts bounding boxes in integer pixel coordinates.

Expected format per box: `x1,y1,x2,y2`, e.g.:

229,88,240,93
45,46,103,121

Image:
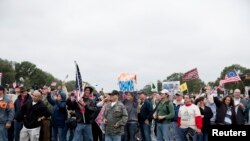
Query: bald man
18,90,51,141
233,89,247,125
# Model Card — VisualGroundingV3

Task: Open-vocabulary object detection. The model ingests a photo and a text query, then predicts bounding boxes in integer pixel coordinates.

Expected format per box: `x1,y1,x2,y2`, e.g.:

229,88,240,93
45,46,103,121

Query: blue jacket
47,91,67,128
0,96,15,125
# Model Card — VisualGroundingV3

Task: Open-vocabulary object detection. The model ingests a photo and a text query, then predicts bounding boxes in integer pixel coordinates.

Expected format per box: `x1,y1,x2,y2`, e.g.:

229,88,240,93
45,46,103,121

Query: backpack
165,101,175,122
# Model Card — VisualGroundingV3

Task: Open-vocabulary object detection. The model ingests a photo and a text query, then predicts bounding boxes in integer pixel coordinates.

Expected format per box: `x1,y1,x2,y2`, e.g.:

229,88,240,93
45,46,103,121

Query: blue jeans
171,122,182,141
124,122,138,141
139,123,152,141
72,123,93,141
52,126,67,141
179,128,197,141
156,123,171,141
197,132,208,141
105,135,121,141
14,121,23,141
68,128,75,141
0,124,8,141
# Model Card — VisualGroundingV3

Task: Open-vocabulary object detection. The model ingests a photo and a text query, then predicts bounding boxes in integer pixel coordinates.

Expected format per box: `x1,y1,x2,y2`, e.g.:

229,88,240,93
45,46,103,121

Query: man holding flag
72,62,97,141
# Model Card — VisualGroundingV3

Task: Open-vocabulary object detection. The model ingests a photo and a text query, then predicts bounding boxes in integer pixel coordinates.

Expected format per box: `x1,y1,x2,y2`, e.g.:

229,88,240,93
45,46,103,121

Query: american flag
75,61,83,101
220,70,241,85
182,68,199,81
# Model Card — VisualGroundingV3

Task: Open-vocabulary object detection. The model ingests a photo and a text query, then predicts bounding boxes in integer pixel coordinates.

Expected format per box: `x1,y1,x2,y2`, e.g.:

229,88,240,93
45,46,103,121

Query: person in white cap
153,89,175,141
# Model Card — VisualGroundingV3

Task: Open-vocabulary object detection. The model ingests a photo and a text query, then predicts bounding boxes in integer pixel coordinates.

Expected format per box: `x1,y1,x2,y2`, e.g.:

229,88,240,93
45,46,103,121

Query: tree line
142,64,250,95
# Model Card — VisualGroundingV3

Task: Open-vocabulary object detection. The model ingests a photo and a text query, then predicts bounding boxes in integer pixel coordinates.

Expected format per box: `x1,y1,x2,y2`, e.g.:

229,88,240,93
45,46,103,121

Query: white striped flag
182,68,199,81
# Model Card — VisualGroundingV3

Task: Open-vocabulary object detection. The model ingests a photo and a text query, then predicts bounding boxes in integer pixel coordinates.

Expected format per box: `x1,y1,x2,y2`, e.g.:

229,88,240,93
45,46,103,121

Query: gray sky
0,0,249,92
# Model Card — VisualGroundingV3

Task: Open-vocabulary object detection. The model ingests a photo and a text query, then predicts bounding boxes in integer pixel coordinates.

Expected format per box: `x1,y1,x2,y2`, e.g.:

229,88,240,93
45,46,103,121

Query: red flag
182,68,199,81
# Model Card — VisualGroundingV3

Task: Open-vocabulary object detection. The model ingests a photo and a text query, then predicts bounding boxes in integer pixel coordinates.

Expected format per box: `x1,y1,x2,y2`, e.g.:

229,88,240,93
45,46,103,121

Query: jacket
14,94,32,121
138,99,153,123
74,97,97,124
103,101,128,135
0,96,14,125
20,100,51,129
47,92,68,127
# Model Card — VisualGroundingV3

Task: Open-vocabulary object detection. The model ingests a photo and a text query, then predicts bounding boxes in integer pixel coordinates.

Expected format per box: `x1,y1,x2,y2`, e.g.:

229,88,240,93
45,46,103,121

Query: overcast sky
0,0,249,92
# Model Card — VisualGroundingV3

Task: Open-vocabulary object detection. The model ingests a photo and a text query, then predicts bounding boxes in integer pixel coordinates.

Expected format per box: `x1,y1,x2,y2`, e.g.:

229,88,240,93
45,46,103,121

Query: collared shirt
111,101,117,107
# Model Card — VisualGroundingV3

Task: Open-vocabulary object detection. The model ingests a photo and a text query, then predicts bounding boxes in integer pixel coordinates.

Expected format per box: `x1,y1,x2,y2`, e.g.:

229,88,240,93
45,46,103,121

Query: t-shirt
178,104,201,130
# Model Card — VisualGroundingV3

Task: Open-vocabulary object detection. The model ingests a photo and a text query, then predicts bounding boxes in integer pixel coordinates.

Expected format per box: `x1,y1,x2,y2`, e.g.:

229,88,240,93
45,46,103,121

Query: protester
72,86,97,141
138,91,153,141
0,85,15,141
178,94,202,141
103,90,128,141
122,92,138,141
19,90,51,141
153,89,175,141
14,87,32,141
214,95,237,125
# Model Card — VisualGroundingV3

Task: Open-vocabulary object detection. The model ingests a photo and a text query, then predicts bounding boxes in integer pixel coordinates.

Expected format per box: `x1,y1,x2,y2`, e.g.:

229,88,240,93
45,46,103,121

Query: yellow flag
180,82,188,92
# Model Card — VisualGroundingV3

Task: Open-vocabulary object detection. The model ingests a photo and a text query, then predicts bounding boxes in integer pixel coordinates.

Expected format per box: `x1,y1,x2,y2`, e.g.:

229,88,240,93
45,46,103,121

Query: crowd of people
0,83,250,141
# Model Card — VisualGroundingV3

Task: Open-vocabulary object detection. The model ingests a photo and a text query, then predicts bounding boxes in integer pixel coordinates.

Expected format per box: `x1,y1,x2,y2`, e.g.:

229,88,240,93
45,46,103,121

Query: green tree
186,79,205,94
0,58,16,87
163,72,183,82
65,80,76,92
142,84,153,95
15,61,36,84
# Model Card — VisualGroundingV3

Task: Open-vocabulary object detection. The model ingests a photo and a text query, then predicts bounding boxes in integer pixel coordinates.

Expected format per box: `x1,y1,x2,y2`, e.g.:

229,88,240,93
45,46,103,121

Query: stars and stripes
182,68,199,81
219,70,241,85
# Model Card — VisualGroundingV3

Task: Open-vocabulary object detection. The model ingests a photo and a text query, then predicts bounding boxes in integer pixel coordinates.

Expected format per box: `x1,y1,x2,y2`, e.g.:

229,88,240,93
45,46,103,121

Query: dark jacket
199,106,213,133
138,99,153,124
47,92,68,128
20,100,51,129
245,100,250,123
214,97,237,125
74,97,97,124
14,94,32,121
235,98,247,125
66,98,78,117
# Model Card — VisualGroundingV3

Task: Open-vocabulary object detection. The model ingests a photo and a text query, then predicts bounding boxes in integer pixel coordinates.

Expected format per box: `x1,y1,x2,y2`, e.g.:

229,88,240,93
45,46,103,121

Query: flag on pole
75,61,83,101
180,82,188,92
182,68,199,81
219,70,241,85
0,72,2,77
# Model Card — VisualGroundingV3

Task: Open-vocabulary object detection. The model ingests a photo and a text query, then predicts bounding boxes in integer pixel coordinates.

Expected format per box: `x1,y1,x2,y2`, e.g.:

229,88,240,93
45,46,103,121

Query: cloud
0,0,249,92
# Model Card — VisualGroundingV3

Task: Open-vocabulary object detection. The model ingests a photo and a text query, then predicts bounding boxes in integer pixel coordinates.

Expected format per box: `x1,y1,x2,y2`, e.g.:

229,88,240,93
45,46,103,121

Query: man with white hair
19,90,51,141
233,89,247,125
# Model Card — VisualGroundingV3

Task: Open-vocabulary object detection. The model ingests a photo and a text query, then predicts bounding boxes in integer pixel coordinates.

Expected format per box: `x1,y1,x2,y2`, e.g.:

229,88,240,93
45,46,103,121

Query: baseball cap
161,89,169,94
109,90,119,96
175,91,183,96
